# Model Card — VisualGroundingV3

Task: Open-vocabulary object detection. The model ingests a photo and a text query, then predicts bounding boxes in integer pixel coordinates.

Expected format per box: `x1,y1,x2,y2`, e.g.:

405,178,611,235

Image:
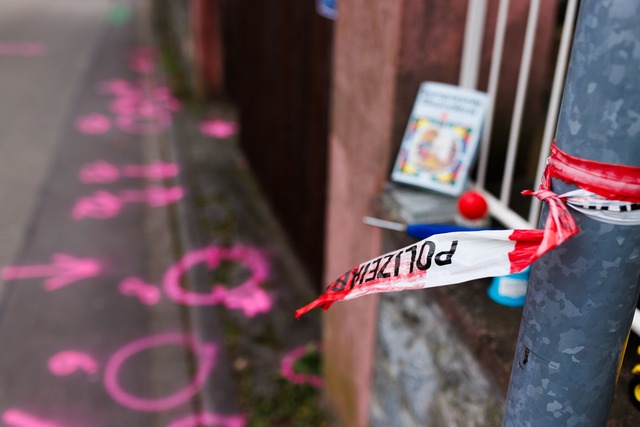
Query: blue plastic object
404,223,486,239
487,267,530,307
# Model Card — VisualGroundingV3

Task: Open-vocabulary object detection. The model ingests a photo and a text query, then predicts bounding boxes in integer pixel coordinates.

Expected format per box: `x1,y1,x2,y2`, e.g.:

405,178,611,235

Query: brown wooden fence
219,0,334,285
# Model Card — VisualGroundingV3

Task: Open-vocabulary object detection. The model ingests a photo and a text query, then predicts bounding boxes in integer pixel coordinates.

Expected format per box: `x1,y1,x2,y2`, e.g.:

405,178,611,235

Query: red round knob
457,190,488,220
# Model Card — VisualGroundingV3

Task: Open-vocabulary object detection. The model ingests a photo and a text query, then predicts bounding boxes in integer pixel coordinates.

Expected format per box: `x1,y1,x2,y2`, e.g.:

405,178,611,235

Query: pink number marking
75,114,111,135
48,351,98,377
120,186,184,207
79,161,180,183
3,409,60,427
104,332,216,412
280,345,322,388
163,245,271,317
199,119,238,138
101,79,180,136
1,253,101,291
168,413,246,427
79,161,120,183
93,78,180,136
118,277,161,305
121,161,180,180
71,191,122,219
72,186,184,219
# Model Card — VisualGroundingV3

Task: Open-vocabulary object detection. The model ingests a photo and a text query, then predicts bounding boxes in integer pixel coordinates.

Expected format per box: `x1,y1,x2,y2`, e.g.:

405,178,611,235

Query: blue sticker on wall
317,0,337,20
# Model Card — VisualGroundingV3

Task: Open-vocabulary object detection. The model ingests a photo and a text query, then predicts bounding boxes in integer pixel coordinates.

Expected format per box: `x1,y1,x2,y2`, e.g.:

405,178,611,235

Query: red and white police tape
296,142,640,318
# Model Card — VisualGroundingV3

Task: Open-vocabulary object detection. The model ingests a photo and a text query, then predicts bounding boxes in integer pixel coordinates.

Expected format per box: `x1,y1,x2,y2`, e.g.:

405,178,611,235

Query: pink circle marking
163,245,271,317
75,113,111,135
104,332,216,412
280,345,322,388
48,351,98,376
168,412,246,427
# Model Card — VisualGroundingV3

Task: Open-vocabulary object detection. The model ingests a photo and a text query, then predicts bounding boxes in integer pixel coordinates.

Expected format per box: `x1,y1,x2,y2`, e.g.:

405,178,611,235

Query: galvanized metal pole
503,1,640,425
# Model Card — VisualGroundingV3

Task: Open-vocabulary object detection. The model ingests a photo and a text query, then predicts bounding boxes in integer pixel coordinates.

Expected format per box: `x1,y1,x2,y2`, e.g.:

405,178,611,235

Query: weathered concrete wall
370,292,504,427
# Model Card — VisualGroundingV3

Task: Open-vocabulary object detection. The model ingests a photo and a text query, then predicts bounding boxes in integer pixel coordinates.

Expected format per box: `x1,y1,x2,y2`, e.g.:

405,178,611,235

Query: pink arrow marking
104,332,216,412
119,277,161,305
48,351,99,376
280,345,322,388
75,113,111,135
163,245,272,317
2,254,101,290
199,119,238,138
168,413,246,427
3,409,60,427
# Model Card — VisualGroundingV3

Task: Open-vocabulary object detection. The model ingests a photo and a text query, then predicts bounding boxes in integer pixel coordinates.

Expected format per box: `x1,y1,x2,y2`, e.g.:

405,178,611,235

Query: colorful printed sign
391,82,489,196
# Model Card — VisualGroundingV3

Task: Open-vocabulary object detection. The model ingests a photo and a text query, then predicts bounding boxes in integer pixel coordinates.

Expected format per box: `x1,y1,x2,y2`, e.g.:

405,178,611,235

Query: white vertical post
475,0,510,189
459,0,488,89
499,0,540,205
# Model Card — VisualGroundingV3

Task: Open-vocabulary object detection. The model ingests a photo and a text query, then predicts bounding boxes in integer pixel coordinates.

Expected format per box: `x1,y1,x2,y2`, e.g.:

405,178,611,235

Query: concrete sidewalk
0,2,329,426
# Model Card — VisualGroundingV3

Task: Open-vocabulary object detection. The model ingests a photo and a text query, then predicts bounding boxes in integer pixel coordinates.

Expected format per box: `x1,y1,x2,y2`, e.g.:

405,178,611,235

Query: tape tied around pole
296,141,640,318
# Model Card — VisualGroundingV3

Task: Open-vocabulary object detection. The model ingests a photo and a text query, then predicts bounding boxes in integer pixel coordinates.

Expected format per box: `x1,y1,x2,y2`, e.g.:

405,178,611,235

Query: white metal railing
461,0,579,228
459,0,640,336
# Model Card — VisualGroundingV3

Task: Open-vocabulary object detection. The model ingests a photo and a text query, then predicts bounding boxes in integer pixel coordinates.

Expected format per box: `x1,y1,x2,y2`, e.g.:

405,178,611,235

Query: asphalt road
0,0,112,269
0,2,326,426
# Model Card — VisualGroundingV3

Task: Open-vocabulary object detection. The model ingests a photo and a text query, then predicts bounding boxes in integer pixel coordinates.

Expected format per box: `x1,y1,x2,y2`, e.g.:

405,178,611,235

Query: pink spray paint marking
79,161,120,183
72,191,122,219
168,412,246,427
118,277,161,305
3,409,60,427
1,254,101,291
0,42,47,56
199,119,238,138
79,161,180,183
96,79,180,136
121,161,180,180
72,186,184,219
280,345,322,388
75,114,111,135
48,351,99,377
163,245,271,317
129,46,156,74
120,186,184,207
98,79,132,96
104,332,216,412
